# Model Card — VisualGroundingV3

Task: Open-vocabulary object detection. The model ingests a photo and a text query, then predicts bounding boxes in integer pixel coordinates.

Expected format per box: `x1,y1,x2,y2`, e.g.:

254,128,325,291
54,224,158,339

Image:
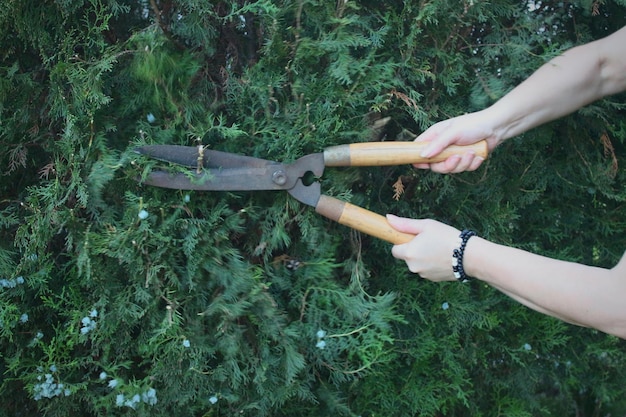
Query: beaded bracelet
452,229,477,283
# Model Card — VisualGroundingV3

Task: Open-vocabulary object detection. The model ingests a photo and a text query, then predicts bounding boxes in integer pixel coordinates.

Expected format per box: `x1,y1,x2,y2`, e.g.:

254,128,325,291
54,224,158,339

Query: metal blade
135,145,327,194
287,153,325,178
135,145,274,169
286,180,321,208
282,153,325,206
140,166,296,191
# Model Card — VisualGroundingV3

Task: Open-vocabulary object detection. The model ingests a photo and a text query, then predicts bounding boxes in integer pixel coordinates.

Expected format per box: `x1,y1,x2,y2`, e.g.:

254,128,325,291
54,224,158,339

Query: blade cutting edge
135,145,275,169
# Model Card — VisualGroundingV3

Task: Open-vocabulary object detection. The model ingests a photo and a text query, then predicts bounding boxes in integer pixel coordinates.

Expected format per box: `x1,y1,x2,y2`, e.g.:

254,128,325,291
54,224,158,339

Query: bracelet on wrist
452,229,477,283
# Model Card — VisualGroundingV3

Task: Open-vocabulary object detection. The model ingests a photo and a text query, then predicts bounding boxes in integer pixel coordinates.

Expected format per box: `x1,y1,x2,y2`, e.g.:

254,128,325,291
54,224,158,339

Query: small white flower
441,302,450,310
182,339,191,348
316,340,326,349
523,343,532,351
316,329,326,339
183,194,191,203
19,313,29,323
99,371,107,380
146,113,156,123
108,379,119,389
209,395,218,404
138,209,149,220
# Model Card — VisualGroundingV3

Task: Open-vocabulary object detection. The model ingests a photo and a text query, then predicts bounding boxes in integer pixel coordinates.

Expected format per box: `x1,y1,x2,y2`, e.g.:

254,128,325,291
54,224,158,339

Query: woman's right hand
415,109,503,173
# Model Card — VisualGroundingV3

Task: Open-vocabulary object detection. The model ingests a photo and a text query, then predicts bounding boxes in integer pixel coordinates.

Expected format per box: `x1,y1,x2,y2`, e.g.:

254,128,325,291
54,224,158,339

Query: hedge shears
135,141,488,244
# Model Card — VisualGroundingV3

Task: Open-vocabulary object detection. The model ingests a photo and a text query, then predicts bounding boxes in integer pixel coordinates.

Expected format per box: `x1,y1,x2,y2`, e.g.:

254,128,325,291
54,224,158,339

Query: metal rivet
272,170,287,186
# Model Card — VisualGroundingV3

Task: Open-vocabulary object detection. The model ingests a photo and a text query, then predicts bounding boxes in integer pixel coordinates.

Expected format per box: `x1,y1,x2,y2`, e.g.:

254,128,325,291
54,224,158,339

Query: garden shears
135,141,488,244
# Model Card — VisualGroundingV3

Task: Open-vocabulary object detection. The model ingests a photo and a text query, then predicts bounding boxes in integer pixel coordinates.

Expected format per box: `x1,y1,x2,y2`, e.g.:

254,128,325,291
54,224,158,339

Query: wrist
461,236,486,280
479,105,515,146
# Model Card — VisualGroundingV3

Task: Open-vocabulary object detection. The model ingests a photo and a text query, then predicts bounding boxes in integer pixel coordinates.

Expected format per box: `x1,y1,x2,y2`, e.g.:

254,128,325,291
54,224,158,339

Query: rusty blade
141,167,301,191
135,146,326,193
136,145,290,191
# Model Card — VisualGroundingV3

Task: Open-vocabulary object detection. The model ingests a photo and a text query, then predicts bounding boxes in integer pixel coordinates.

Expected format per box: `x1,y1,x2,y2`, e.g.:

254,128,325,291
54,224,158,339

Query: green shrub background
0,1,625,416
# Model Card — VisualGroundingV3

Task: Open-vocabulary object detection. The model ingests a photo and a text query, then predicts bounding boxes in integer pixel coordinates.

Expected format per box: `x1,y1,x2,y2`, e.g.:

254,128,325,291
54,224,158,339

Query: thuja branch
322,349,387,375
325,324,373,338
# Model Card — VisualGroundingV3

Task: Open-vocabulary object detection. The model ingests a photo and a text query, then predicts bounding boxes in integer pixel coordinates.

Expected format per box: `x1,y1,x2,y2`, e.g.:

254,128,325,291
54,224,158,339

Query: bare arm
465,237,626,338
417,26,626,173
487,25,626,141
387,215,626,339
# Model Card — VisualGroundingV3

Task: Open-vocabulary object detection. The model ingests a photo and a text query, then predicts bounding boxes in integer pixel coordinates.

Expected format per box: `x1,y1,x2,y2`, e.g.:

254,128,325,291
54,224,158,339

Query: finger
386,214,426,235
413,125,440,143
413,163,431,170
420,138,453,159
448,151,477,173
418,129,458,158
428,155,462,174
468,156,485,171
391,242,421,274
429,153,485,174
414,124,455,158
390,242,407,260
414,151,477,170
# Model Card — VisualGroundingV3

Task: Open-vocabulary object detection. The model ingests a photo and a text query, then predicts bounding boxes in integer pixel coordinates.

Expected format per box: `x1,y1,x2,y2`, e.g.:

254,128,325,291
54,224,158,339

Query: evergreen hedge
1,1,625,416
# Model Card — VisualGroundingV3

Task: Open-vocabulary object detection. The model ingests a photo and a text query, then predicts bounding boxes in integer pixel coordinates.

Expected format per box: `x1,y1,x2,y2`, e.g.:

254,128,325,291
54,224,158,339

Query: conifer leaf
392,176,405,201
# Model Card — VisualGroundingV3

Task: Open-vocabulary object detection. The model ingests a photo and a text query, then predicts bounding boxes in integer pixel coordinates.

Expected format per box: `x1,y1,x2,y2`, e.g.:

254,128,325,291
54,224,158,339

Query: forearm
414,27,626,173
464,237,626,338
486,26,626,142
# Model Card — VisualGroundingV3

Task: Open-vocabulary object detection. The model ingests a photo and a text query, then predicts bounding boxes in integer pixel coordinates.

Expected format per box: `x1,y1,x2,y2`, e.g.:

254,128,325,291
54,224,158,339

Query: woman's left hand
387,215,461,282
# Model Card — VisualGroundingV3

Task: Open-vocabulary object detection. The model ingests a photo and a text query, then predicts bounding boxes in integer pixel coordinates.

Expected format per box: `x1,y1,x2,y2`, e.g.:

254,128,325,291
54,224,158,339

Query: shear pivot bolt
272,170,287,186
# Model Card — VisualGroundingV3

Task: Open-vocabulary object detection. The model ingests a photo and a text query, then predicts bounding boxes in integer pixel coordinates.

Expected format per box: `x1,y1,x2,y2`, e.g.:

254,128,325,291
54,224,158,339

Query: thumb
415,122,453,159
419,133,456,159
386,214,425,235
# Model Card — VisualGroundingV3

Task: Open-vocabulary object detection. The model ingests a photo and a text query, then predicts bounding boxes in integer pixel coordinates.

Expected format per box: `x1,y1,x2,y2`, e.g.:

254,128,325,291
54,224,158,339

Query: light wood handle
323,140,488,166
315,195,414,244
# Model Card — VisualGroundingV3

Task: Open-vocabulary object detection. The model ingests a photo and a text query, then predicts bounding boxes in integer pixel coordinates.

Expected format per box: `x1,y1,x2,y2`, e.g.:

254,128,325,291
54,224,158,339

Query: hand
387,215,461,282
415,110,502,173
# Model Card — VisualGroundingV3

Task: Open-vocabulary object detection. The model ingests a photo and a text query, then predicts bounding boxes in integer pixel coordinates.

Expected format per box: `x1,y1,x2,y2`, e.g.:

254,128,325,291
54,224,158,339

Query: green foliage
0,0,625,416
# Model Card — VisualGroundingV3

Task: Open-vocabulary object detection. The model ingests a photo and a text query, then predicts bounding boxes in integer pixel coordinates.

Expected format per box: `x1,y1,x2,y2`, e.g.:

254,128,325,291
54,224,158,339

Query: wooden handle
323,141,488,167
315,195,414,244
